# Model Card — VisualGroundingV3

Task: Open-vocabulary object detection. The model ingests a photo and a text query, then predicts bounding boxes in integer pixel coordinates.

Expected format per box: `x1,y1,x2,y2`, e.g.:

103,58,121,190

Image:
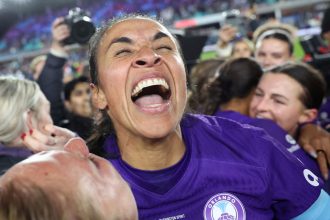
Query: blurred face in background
249,73,315,136
65,82,93,118
232,40,253,58
323,31,330,46
255,38,293,69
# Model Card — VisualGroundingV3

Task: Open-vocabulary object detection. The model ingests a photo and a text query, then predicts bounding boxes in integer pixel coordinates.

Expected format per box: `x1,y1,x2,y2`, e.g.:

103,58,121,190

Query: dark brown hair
188,57,263,115
265,62,326,110
188,58,225,113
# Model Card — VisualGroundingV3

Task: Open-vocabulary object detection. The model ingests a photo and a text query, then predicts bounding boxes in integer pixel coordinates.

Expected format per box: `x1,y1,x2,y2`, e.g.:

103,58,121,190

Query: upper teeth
132,78,169,97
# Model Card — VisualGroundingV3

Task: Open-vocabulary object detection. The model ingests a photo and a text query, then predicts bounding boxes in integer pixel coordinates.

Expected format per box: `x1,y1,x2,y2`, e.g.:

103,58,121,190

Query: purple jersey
214,110,323,179
103,114,322,220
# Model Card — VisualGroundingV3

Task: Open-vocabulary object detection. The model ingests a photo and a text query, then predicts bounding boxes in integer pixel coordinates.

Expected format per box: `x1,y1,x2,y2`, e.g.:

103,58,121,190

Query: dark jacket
60,113,94,140
0,144,33,175
37,53,67,126
37,53,93,139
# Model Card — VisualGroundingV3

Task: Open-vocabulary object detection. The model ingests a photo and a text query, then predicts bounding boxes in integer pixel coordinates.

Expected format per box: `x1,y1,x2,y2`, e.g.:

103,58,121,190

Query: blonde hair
253,21,297,44
0,76,42,145
231,38,254,56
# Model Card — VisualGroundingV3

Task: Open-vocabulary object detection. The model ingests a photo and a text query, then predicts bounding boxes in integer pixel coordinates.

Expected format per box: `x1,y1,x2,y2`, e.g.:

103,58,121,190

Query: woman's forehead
261,73,303,93
114,17,162,28
106,18,170,39
262,38,289,48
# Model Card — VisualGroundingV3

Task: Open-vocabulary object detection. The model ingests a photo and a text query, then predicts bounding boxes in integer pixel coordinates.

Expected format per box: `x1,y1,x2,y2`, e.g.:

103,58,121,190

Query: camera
221,10,247,41
62,7,96,45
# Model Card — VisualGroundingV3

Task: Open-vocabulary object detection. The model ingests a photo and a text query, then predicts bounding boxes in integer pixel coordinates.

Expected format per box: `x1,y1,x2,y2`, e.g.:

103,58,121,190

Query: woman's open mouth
131,77,171,109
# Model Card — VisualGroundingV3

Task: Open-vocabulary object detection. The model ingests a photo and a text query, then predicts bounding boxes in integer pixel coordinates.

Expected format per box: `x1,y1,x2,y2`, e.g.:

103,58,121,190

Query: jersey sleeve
252,129,325,219
251,119,323,179
292,189,330,220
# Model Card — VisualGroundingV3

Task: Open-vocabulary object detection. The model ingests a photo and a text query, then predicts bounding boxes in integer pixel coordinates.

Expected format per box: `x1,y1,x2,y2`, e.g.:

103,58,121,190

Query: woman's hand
299,124,330,180
21,124,76,152
218,25,237,47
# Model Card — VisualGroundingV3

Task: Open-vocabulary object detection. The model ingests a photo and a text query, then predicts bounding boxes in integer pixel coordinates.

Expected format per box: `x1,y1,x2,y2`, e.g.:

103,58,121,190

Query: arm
220,112,328,182
37,17,70,125
251,128,327,219
215,25,237,58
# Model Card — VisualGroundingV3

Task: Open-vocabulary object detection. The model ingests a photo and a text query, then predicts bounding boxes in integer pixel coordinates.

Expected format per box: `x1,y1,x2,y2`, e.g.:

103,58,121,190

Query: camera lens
62,8,95,45
71,17,95,44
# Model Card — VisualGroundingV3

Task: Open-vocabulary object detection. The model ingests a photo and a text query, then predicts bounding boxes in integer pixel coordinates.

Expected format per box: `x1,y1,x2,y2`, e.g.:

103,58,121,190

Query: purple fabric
214,110,324,180
103,114,322,220
0,144,33,158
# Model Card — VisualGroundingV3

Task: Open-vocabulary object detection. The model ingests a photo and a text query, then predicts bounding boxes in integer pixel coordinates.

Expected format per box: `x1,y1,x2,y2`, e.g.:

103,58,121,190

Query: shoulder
183,114,304,168
182,114,279,162
215,110,281,133
183,113,267,140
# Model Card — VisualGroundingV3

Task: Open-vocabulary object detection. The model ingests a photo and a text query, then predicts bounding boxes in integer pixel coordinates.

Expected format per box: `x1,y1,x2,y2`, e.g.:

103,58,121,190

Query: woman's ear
298,108,318,125
90,83,108,110
23,109,34,131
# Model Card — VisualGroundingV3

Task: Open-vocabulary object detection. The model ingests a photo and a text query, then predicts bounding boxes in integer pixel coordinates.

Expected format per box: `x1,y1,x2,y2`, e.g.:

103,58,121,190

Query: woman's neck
220,98,250,116
117,127,186,170
220,91,255,116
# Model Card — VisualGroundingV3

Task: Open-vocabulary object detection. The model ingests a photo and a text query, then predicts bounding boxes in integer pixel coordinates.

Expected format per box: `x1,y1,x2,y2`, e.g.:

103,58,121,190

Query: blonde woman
0,76,74,174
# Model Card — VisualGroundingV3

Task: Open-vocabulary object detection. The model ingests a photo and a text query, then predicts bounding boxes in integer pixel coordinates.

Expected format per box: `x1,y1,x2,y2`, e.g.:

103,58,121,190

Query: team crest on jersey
203,193,246,220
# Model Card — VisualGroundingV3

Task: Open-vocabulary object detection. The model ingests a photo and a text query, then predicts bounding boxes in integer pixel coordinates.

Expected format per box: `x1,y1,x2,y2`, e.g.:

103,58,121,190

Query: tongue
134,94,164,107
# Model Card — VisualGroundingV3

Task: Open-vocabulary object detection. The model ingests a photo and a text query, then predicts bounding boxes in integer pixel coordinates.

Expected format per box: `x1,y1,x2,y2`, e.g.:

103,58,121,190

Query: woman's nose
132,47,162,67
255,98,270,112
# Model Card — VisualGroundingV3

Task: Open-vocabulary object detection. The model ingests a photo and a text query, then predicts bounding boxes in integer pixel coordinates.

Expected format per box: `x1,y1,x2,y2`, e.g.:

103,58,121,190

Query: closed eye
156,45,172,52
273,99,286,105
115,49,131,56
257,52,266,57
254,91,263,97
272,54,283,59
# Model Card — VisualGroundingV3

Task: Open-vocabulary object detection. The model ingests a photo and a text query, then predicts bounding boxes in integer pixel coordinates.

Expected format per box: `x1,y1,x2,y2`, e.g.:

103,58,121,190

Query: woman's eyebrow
107,32,169,51
108,37,132,50
153,31,169,41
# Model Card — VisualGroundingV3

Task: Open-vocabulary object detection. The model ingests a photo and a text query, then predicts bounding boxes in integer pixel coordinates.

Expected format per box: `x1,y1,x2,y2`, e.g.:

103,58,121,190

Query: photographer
37,17,69,126
37,14,94,139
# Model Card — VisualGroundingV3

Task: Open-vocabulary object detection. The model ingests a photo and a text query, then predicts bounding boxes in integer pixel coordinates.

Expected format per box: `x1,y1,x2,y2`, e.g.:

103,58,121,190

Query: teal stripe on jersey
292,190,330,220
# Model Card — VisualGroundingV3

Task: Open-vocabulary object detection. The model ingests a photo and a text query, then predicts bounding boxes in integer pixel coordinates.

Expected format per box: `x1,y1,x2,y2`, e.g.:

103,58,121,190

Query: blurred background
0,0,328,77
